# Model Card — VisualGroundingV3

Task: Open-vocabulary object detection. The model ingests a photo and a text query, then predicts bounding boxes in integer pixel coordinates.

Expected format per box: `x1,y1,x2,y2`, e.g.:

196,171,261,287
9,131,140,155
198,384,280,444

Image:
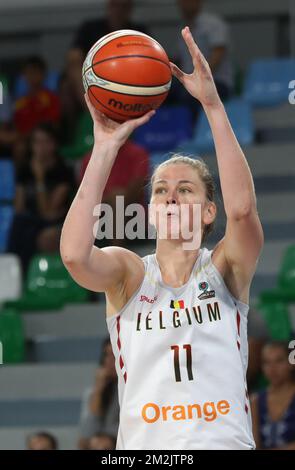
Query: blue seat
243,58,295,107
0,160,15,201
134,106,193,152
14,70,60,98
186,98,254,154
0,206,14,253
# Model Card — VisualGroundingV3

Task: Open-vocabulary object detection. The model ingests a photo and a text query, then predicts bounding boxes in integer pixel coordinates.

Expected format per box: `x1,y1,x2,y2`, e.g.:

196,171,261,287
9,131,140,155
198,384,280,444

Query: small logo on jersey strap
198,281,215,300
170,299,185,309
140,294,158,304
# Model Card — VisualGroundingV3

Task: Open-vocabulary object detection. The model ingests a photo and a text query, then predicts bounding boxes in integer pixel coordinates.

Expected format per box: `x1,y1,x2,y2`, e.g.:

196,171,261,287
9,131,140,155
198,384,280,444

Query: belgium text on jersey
136,300,221,331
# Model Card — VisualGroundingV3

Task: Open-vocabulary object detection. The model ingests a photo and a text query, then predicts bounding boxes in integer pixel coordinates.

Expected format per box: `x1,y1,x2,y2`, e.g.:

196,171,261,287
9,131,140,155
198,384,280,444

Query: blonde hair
150,154,216,241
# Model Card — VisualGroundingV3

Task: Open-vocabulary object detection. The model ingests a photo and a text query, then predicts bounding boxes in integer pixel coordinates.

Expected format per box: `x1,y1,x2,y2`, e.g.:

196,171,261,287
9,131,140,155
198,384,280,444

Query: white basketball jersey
106,248,255,450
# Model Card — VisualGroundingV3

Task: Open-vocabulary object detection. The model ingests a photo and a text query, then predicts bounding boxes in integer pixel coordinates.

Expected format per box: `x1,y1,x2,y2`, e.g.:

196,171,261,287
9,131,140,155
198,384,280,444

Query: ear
203,201,217,226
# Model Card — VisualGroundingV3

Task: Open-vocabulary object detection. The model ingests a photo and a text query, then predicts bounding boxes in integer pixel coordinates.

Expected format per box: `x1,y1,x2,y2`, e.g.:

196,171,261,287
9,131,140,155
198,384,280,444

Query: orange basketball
82,30,172,122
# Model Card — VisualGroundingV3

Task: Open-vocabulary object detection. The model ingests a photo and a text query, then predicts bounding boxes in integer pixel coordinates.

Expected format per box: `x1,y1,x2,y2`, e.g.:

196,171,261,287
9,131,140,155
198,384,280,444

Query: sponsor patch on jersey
170,299,185,309
140,294,158,304
198,281,215,300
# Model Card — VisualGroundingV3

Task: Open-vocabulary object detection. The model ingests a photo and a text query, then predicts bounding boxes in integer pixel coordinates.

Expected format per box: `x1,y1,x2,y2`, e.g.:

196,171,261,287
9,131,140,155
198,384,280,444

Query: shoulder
104,246,145,287
105,249,150,317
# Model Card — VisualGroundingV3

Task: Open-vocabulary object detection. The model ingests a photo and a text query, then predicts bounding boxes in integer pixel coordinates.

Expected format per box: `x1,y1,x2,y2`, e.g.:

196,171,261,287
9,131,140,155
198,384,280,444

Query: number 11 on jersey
171,344,194,382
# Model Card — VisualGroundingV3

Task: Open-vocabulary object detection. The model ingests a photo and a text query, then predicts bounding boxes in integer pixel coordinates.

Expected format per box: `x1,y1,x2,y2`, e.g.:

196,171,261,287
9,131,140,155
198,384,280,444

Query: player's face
150,164,211,243
262,346,293,386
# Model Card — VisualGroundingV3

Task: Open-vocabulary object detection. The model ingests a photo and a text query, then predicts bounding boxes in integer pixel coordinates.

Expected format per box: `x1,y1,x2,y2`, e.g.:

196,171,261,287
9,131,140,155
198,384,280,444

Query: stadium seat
0,254,22,303
13,71,60,98
256,302,292,341
0,75,12,123
0,160,15,202
0,206,14,253
243,58,295,107
6,254,89,311
134,106,193,152
260,244,295,303
0,308,25,363
181,98,254,154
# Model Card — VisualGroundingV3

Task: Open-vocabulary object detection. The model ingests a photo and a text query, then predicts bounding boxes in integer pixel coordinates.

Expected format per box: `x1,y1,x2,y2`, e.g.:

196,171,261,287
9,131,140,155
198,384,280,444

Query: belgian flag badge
170,299,185,309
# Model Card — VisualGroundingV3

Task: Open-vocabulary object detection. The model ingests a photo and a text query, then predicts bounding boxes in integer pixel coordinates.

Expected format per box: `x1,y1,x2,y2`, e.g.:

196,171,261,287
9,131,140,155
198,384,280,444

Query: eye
178,187,192,193
154,187,167,194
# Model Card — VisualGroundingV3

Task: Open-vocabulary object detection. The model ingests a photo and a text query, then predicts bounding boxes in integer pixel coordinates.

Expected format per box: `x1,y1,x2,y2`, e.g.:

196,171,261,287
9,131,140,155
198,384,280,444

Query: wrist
93,139,121,154
202,97,224,115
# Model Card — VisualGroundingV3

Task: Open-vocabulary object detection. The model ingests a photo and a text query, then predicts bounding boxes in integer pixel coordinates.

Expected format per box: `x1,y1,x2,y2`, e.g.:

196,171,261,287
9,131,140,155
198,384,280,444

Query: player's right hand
85,93,155,148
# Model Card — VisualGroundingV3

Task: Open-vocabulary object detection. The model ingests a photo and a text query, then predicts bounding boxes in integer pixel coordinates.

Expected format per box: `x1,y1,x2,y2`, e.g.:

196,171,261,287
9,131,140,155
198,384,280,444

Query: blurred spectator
78,338,119,450
59,48,86,150
247,308,271,392
170,0,233,113
73,0,148,56
0,76,18,157
59,49,94,162
26,431,58,450
250,341,295,450
8,122,75,273
14,57,60,136
88,432,116,450
79,139,149,246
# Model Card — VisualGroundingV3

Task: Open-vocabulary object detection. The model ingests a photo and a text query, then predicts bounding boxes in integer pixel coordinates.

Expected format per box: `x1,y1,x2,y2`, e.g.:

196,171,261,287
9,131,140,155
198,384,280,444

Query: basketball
82,29,172,122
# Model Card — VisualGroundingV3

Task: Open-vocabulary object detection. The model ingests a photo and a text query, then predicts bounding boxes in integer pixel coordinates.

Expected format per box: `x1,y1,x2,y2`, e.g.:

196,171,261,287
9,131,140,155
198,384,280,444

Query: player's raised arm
60,94,155,293
170,27,264,302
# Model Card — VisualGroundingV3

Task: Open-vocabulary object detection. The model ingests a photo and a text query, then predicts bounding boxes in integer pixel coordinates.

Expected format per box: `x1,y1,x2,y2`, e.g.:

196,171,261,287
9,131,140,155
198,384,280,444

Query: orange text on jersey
142,400,230,423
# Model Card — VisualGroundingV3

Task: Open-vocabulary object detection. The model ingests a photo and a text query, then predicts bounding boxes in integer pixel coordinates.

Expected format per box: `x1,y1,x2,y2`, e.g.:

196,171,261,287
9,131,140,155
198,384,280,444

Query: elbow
226,204,256,221
60,242,84,268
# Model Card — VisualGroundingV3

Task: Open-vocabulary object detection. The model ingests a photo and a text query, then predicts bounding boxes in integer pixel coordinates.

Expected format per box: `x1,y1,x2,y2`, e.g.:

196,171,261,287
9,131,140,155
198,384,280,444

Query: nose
166,196,177,205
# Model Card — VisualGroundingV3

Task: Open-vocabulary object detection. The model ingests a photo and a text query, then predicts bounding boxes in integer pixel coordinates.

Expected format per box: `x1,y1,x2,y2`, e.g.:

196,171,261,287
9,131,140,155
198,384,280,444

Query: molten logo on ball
83,29,172,122
108,98,157,113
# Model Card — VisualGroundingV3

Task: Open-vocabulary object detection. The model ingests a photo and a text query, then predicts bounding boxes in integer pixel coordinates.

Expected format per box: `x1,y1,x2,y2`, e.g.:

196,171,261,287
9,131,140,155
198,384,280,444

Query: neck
155,239,200,287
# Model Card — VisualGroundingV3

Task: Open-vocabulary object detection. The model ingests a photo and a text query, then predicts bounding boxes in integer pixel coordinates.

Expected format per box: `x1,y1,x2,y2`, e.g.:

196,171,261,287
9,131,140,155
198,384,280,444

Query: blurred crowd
0,0,235,273
1,0,294,451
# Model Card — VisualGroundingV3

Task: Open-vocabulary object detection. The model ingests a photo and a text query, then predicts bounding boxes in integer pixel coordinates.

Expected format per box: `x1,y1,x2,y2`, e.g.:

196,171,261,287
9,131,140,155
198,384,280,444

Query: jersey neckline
152,248,203,293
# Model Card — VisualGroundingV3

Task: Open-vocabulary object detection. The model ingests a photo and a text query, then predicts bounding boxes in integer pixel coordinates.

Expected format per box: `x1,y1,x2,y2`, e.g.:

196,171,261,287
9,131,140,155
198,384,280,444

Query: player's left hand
170,27,221,108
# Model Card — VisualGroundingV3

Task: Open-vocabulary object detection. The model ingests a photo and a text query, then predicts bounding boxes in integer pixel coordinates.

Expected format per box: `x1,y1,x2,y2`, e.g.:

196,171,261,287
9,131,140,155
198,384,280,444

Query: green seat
6,254,89,312
0,308,25,363
257,301,292,341
260,245,295,303
61,111,94,161
0,75,9,92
